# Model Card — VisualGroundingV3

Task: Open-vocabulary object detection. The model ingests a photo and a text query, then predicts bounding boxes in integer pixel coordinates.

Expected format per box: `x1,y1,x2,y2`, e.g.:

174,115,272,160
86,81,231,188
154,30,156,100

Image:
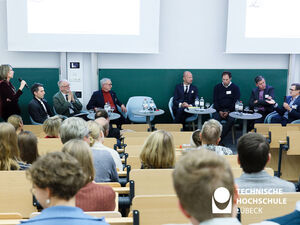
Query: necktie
65,94,68,101
185,86,188,94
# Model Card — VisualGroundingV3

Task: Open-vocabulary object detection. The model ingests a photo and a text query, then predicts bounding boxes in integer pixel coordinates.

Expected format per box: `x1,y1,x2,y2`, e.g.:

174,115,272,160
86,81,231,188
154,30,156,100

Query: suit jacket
86,90,123,110
249,85,274,113
275,95,300,122
53,91,82,117
0,80,23,120
28,98,54,124
172,83,198,111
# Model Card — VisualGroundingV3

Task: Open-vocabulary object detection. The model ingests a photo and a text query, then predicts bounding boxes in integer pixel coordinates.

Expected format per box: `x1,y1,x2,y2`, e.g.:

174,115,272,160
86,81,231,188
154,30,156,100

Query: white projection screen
7,0,160,53
226,0,300,54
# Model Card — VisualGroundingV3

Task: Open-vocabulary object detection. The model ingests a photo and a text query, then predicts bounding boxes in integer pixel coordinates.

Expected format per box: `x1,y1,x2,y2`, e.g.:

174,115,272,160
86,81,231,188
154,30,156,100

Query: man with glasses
87,78,127,128
53,79,83,117
267,83,300,125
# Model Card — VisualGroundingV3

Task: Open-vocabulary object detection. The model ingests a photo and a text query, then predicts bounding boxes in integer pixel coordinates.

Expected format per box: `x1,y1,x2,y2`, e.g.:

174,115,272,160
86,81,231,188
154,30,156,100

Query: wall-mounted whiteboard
226,0,300,53
7,0,160,53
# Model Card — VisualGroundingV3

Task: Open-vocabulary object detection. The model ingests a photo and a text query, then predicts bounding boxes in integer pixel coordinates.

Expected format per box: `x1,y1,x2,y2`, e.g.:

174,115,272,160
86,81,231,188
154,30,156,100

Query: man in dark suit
268,83,300,125
87,78,127,128
172,71,198,127
53,79,82,117
248,76,274,128
28,83,54,124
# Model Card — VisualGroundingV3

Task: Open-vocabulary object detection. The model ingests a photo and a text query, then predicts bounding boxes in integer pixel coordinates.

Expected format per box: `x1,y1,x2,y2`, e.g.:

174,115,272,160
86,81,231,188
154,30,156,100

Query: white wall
0,0,289,69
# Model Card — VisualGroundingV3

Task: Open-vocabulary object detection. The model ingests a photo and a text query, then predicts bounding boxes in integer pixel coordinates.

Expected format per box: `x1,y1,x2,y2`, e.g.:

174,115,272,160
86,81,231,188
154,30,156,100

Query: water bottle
142,98,148,111
149,98,157,111
200,97,204,109
235,100,239,113
104,102,110,112
195,97,200,108
239,101,243,114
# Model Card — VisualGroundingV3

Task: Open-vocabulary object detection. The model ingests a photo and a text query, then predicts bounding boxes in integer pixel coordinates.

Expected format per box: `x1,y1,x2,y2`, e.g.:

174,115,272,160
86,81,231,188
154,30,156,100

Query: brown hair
140,130,175,169
26,152,86,200
0,64,11,81
62,139,95,185
18,131,39,164
173,149,234,223
0,122,20,170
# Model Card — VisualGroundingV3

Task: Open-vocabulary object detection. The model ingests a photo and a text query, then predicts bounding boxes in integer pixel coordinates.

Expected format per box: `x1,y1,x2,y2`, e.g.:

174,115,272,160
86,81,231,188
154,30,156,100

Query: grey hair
201,119,223,144
57,79,69,87
59,117,89,144
100,78,111,88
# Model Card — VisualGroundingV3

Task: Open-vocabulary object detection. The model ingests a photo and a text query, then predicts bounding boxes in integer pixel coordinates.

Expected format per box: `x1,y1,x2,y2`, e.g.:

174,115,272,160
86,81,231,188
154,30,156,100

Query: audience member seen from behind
59,117,118,182
190,129,201,148
7,114,24,134
0,122,20,170
171,150,241,225
236,133,295,192
0,64,27,121
199,119,233,155
43,116,62,138
22,152,109,225
0,122,29,170
62,139,116,212
140,130,175,169
95,109,121,140
18,131,39,164
87,121,123,171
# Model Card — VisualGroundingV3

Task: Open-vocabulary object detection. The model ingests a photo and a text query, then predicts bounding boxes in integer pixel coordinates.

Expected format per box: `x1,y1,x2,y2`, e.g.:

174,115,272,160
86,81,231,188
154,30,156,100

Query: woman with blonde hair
18,131,39,164
87,120,123,171
24,152,109,225
140,130,175,169
62,139,116,211
7,114,23,134
43,115,62,138
0,64,27,121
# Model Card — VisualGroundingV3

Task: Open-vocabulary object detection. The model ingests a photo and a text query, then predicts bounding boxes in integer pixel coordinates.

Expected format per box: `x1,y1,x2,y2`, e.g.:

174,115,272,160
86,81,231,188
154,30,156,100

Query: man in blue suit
172,71,198,128
268,83,300,125
87,78,127,128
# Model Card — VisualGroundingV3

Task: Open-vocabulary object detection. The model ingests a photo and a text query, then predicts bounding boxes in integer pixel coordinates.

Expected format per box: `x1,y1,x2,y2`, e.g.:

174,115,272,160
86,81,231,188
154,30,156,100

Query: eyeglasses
61,85,70,88
289,88,296,91
105,83,112,86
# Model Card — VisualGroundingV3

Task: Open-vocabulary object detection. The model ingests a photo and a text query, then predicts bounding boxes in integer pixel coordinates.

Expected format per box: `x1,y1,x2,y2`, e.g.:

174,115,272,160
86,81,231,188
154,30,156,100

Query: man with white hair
59,117,119,182
53,79,82,117
87,78,127,128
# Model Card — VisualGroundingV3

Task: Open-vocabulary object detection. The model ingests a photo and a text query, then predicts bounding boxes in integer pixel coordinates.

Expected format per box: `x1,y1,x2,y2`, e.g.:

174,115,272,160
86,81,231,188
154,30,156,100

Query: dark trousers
270,114,288,126
174,108,189,124
212,112,235,140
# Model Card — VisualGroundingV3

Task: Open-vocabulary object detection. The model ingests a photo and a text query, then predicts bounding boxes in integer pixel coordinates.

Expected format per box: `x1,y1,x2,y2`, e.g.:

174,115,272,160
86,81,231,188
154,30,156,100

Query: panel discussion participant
267,83,300,125
0,64,27,121
87,78,127,128
53,79,82,117
172,71,198,129
213,71,240,140
28,83,54,124
249,75,275,124
171,150,241,225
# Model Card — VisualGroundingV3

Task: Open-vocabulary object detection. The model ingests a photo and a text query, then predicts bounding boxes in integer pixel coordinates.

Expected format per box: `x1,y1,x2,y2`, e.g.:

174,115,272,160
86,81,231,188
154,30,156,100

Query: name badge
292,105,297,109
265,94,269,98
191,90,194,93
226,91,231,95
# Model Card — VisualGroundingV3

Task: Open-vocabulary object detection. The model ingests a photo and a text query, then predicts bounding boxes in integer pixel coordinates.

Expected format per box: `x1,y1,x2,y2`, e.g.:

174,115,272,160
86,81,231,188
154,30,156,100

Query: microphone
18,78,29,88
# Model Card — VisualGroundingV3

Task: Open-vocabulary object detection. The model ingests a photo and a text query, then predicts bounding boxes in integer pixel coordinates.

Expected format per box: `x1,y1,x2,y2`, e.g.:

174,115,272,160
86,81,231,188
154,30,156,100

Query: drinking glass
205,102,210,109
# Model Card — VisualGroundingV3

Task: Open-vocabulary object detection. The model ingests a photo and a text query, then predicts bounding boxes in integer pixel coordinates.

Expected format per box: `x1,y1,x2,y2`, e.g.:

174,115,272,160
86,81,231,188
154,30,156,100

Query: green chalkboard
99,69,288,123
1,68,59,124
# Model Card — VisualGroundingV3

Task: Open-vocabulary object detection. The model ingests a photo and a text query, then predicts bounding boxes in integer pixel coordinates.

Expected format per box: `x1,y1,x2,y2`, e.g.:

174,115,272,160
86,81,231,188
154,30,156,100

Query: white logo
212,187,232,214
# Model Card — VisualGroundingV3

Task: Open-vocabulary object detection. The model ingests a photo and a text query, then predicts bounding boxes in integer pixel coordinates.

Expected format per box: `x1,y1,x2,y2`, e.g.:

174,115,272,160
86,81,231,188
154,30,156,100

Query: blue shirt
21,205,109,225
